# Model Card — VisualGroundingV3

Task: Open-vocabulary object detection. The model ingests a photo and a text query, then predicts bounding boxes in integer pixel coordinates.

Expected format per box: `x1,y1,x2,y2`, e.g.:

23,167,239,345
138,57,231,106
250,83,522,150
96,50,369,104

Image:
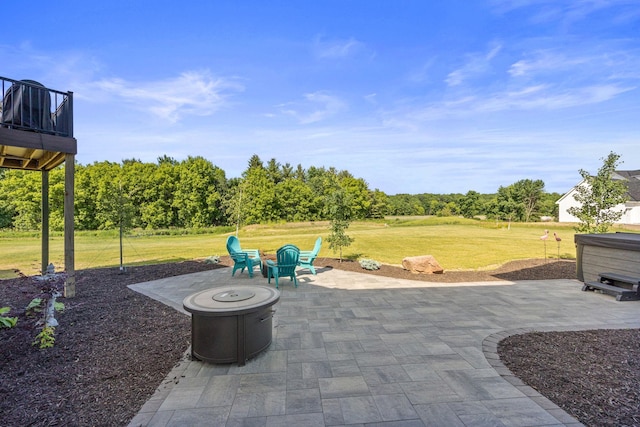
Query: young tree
95,164,135,230
221,177,244,232
567,152,628,233
325,188,354,262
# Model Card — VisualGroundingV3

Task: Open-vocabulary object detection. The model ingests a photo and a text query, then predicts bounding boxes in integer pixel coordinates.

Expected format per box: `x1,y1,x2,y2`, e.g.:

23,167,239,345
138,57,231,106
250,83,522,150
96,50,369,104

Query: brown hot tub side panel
575,233,640,282
580,246,640,283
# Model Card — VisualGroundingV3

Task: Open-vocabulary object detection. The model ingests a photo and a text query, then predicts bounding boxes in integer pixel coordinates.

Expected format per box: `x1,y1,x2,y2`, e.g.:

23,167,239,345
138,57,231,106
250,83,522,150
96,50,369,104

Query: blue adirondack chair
267,244,300,288
226,235,262,278
298,237,322,275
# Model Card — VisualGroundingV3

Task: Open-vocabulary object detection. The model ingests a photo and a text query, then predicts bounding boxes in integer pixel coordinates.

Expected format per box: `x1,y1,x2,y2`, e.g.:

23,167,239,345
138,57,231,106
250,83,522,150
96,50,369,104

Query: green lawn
4,217,635,279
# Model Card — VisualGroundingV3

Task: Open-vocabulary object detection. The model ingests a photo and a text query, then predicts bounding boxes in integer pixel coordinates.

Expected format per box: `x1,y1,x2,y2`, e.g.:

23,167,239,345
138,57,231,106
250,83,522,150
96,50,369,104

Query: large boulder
402,255,444,274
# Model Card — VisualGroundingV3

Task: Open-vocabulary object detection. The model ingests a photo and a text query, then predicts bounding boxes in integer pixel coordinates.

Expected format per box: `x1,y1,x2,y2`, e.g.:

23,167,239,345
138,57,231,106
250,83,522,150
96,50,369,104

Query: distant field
1,217,633,279
0,217,578,278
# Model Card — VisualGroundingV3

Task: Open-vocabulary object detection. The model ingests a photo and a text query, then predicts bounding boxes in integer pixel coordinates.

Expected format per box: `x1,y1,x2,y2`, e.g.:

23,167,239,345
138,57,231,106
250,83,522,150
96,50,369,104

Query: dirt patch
1,258,638,426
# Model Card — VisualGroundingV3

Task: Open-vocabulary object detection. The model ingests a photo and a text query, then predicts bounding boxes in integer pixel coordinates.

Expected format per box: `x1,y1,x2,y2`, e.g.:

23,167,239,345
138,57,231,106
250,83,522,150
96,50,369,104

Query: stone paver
128,266,640,427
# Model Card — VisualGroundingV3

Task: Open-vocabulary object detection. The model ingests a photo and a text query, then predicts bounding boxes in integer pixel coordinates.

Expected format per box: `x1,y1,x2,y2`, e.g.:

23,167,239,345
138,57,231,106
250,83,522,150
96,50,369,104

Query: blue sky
3,0,639,194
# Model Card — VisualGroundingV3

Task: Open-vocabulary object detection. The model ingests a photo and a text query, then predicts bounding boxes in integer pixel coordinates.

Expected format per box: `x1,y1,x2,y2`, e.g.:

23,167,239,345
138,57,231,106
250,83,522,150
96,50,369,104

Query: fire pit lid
213,289,255,302
183,285,280,316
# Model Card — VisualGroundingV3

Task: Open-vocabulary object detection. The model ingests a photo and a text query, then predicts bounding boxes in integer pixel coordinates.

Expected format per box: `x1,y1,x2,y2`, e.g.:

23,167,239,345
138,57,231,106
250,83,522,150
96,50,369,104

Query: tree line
0,154,561,231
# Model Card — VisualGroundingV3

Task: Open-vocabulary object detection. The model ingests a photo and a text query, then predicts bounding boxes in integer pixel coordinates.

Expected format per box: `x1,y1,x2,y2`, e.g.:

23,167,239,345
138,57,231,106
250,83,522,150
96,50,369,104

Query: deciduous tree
326,188,354,262
567,152,628,233
459,190,482,219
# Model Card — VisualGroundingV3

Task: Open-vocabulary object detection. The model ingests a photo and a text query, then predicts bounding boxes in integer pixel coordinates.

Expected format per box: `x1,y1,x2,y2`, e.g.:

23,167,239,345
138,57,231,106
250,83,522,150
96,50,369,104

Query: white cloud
483,84,634,111
413,38,640,121
278,91,347,124
410,83,633,120
445,70,465,87
509,52,558,77
407,59,436,83
313,36,367,59
508,50,606,78
510,47,640,82
363,93,378,105
85,71,243,124
490,0,640,26
445,43,502,87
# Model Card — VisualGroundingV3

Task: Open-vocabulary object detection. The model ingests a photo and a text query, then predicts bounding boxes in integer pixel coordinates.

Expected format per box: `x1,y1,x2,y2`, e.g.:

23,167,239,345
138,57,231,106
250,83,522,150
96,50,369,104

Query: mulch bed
313,257,577,282
0,261,218,426
500,329,640,427
1,257,638,426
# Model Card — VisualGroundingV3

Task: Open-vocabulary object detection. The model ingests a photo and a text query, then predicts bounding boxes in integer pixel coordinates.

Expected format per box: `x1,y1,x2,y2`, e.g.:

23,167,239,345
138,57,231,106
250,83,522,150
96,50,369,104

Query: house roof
556,170,640,204
614,170,640,180
615,170,640,202
626,179,640,202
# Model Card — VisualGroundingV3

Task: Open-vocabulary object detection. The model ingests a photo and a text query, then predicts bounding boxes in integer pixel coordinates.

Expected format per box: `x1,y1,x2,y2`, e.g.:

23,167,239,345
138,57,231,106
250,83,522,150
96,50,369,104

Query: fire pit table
183,285,280,366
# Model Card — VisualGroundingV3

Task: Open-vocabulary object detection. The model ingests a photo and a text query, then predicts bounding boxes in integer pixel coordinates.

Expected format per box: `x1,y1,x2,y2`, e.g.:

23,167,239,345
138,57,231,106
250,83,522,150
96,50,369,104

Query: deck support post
41,170,49,275
64,154,75,297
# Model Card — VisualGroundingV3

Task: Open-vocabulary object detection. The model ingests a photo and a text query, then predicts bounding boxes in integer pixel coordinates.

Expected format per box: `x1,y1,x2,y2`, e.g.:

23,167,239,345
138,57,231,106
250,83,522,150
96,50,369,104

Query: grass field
0,217,603,279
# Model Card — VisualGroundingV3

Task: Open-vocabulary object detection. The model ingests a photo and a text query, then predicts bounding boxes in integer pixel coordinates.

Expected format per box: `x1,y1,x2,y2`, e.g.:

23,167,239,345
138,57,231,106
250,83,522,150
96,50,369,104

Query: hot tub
183,285,280,366
575,232,640,282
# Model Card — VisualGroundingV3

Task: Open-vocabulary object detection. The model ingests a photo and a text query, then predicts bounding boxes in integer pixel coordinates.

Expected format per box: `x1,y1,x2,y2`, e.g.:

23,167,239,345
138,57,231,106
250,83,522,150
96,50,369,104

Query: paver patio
128,266,640,427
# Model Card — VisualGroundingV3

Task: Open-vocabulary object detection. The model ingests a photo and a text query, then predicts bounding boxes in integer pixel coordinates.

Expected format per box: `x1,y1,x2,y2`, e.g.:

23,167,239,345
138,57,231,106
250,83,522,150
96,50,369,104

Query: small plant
27,294,65,349
25,298,63,316
33,325,56,349
205,255,220,264
25,298,43,316
359,258,382,270
53,301,65,312
0,306,18,329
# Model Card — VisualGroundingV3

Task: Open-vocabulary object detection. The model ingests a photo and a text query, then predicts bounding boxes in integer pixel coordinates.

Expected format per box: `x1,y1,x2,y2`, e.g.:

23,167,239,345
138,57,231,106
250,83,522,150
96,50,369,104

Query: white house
556,170,640,225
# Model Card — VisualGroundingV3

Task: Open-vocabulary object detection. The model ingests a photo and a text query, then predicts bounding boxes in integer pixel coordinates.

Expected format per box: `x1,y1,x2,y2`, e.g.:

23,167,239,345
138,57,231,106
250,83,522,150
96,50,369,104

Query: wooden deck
1,76,76,295
1,77,76,171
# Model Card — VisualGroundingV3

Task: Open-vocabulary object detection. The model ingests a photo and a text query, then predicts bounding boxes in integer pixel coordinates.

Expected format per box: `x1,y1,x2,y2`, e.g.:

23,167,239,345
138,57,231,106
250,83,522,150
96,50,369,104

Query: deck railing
0,76,73,137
